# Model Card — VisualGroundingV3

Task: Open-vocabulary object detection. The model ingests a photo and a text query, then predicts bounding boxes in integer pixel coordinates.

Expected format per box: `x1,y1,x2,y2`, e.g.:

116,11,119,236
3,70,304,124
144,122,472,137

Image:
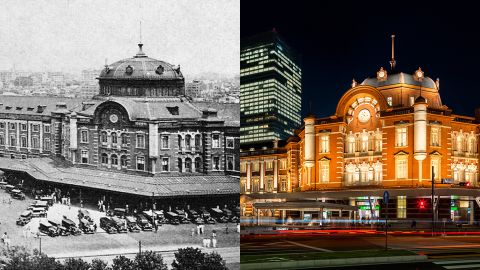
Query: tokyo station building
241,56,480,224
0,44,239,208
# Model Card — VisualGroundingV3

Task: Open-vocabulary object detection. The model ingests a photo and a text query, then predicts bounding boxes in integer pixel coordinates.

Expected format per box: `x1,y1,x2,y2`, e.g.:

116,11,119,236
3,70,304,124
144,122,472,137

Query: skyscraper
240,30,301,146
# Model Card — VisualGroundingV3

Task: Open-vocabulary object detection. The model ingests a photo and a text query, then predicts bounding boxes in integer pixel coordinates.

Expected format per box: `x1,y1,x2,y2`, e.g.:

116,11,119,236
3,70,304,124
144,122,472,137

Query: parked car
31,207,47,218
40,195,54,206
79,218,95,234
28,200,49,211
62,217,82,235
0,181,8,189
165,212,180,225
173,209,190,224
4,185,15,193
200,209,216,224
111,217,128,233
16,210,32,226
153,210,167,224
142,210,162,227
100,217,117,234
78,209,93,222
210,208,228,223
187,209,204,224
108,208,127,218
125,216,141,232
11,189,26,200
134,214,153,231
39,220,58,237
48,219,69,236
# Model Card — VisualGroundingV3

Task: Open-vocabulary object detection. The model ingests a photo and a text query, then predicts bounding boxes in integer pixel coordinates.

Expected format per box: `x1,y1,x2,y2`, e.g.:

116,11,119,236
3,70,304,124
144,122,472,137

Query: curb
241,255,428,270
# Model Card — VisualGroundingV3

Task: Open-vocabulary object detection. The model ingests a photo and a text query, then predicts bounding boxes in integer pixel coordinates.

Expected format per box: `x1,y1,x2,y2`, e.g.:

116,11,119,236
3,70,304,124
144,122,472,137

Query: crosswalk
433,259,480,270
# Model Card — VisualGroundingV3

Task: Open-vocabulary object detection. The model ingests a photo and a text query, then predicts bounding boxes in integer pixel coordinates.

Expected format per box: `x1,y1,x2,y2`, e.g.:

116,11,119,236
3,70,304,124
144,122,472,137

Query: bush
134,251,168,270
63,258,91,270
171,247,227,270
111,255,135,270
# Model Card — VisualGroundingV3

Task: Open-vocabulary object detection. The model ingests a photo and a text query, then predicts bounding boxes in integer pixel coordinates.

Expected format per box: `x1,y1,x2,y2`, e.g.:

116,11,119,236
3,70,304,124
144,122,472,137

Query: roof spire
390,34,396,70
135,21,147,58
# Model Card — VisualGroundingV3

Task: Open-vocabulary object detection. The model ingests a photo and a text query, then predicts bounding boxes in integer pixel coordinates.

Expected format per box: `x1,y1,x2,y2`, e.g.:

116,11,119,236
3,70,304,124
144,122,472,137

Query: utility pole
152,192,156,231
138,240,142,255
432,166,435,236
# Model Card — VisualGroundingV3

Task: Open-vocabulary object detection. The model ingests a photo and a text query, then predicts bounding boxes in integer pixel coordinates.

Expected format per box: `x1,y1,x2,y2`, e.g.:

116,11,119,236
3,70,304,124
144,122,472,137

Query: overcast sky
0,0,239,76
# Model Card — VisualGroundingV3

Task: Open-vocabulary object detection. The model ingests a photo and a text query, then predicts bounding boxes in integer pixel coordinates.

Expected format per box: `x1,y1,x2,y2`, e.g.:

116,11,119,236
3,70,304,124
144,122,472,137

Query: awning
253,201,358,211
0,157,238,197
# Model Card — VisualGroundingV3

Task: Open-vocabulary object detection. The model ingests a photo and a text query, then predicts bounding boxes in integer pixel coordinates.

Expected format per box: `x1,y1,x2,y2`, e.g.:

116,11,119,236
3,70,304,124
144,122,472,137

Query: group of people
1,232,11,249
202,231,217,248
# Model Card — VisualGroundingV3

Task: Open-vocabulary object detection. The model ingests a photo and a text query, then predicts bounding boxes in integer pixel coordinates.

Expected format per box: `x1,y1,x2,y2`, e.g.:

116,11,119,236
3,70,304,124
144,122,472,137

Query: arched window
195,134,201,148
120,155,127,167
185,134,191,150
101,153,108,164
111,132,117,144
121,133,128,145
178,135,183,150
195,157,202,172
101,132,108,143
111,154,118,165
178,158,183,172
185,158,192,172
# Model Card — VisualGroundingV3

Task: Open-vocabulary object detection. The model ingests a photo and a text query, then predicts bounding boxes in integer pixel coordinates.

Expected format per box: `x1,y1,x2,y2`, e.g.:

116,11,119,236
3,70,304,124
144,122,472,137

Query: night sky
241,1,480,118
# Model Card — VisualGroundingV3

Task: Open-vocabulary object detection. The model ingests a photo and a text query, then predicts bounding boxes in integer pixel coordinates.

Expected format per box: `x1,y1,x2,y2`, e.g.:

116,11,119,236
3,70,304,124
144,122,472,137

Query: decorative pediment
319,156,331,161
429,150,442,157
394,150,409,156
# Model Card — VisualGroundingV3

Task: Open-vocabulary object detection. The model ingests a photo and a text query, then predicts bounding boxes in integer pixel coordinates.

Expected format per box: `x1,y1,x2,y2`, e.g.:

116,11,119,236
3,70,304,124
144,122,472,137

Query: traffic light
466,182,471,187
418,199,426,209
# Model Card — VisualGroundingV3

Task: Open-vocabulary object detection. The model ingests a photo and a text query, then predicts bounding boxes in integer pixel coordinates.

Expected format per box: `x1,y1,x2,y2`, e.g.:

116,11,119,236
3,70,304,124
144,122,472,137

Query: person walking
191,227,195,237
212,235,217,248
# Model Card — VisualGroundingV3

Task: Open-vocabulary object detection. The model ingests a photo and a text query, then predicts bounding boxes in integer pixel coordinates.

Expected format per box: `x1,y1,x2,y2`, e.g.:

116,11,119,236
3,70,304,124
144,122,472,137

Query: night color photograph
240,1,480,270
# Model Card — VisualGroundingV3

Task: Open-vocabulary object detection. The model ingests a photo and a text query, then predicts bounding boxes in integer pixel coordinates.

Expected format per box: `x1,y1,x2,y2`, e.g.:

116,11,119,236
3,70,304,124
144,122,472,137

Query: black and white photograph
0,0,239,269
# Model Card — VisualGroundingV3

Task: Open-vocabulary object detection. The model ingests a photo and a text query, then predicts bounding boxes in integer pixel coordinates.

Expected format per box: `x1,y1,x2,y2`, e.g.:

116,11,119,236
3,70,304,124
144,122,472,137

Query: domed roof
98,44,183,81
361,72,438,90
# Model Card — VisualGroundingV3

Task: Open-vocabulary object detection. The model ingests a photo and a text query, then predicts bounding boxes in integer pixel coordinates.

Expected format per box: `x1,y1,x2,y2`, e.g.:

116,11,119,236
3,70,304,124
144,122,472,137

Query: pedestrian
225,223,229,234
202,238,207,247
212,229,216,238
205,237,211,248
4,234,10,249
197,224,201,235
94,223,97,232
411,220,417,230
237,222,240,233
191,227,195,237
212,235,217,248
102,204,106,213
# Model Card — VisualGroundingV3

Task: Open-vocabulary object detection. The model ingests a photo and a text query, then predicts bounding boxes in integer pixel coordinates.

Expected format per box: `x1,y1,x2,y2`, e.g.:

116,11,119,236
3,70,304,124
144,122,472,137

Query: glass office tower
240,30,302,146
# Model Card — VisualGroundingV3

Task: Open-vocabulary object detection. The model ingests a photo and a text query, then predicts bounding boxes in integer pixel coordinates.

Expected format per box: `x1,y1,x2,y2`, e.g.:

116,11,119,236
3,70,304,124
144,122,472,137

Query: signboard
442,178,454,184
383,191,389,204
450,206,458,211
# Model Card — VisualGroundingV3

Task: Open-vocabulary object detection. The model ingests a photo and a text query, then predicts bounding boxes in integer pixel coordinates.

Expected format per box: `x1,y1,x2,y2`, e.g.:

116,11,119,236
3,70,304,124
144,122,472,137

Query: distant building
82,69,101,86
240,30,302,146
185,80,202,98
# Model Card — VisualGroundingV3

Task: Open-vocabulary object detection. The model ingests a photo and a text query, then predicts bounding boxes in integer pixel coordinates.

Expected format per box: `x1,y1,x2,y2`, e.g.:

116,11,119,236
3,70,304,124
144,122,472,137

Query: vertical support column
5,120,9,146
260,161,264,193
304,116,316,186
246,162,251,193
470,200,475,225
70,114,78,163
273,159,278,193
39,121,44,153
16,120,20,151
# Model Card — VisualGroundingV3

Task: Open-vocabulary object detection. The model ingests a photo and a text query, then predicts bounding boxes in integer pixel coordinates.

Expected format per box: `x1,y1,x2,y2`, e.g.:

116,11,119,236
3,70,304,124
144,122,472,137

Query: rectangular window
44,125,51,133
21,136,27,148
396,159,408,179
397,196,407,218
431,158,440,180
137,156,145,171
162,157,169,172
136,134,145,148
430,126,440,147
395,127,407,147
81,150,88,164
409,96,415,106
32,137,39,149
266,161,273,171
266,178,273,192
240,163,246,173
0,134,4,145
81,130,88,143
213,156,220,170
252,162,259,172
279,159,287,169
320,135,329,153
21,124,27,131
161,135,170,149
227,156,234,171
320,161,329,183
32,124,39,132
44,139,51,151
281,177,287,192
10,135,16,146
212,134,220,148
226,137,234,149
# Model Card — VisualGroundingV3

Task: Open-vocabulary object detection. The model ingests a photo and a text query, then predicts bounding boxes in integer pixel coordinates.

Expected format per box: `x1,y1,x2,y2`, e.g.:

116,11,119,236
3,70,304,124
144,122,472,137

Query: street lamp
151,192,156,232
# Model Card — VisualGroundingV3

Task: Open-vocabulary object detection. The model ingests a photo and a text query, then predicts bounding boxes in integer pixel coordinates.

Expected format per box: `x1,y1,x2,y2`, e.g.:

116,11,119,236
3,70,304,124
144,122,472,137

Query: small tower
389,34,396,70
304,114,316,186
413,69,427,185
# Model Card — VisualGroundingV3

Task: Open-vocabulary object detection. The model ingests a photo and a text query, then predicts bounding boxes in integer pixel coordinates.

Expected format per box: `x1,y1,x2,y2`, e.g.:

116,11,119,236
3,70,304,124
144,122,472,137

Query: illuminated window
320,160,330,183
396,158,408,179
212,134,220,148
397,196,407,218
281,177,287,191
395,127,407,147
320,135,329,153
431,158,440,180
430,127,440,146
266,161,273,171
161,157,168,172
387,96,393,106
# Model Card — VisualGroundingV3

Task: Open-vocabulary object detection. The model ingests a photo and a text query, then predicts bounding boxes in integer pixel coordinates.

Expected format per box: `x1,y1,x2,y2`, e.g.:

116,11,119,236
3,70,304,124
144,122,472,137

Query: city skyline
0,0,239,77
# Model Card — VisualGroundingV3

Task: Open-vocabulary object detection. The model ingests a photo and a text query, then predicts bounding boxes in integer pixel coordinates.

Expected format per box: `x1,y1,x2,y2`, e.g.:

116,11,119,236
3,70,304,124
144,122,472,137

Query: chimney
37,105,45,113
56,102,67,109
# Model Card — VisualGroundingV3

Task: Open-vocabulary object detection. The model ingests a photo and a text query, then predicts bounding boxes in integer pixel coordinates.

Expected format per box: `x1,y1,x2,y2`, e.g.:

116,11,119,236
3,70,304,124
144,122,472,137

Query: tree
171,247,205,270
31,250,63,270
134,251,168,270
201,252,227,270
2,246,34,270
63,258,91,270
111,255,135,270
91,258,111,270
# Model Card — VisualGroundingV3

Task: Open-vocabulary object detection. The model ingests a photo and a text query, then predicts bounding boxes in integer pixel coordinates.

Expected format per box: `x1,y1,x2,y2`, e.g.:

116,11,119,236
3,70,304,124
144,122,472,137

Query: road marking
435,260,480,265
441,264,480,269
418,244,480,249
283,241,332,252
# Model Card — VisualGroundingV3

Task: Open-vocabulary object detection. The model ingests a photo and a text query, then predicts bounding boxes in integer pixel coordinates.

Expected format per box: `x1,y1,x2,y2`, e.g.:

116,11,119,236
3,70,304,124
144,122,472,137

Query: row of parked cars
1,181,26,200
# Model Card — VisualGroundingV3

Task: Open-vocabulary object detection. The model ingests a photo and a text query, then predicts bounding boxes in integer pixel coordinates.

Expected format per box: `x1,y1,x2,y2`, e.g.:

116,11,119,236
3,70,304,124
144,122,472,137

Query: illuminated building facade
241,41,480,225
240,31,302,145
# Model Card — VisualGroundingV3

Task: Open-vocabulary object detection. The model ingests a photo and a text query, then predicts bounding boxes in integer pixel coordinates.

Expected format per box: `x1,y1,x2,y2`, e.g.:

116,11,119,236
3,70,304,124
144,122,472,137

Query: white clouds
0,0,239,76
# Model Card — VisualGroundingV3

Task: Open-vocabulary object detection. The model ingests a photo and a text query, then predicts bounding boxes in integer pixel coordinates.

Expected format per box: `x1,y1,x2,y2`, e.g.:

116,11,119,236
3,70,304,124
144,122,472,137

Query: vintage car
134,214,153,231
4,185,15,193
48,219,69,236
31,207,47,218
142,210,162,227
165,212,180,225
186,209,204,224
173,209,190,224
210,208,228,223
153,210,167,224
0,181,8,189
78,209,93,222
107,208,127,218
40,195,54,206
110,217,128,233
62,217,82,235
11,189,26,200
28,200,49,211
79,218,95,234
200,209,216,224
125,216,141,232
16,210,32,226
100,217,117,234
38,220,58,237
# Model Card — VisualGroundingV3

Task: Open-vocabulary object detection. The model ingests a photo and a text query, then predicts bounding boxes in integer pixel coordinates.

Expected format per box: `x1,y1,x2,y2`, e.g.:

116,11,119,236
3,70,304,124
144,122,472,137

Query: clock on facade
109,114,119,123
358,109,371,123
